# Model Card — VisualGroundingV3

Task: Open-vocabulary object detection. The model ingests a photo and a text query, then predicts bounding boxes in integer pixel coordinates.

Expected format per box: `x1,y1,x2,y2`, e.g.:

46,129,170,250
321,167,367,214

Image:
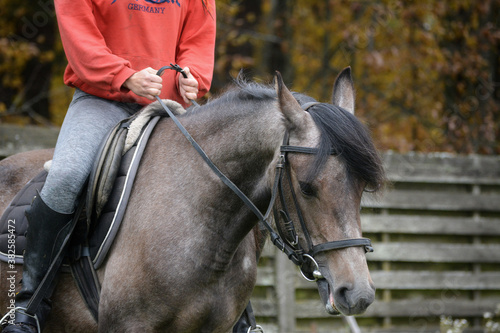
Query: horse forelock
303,102,386,192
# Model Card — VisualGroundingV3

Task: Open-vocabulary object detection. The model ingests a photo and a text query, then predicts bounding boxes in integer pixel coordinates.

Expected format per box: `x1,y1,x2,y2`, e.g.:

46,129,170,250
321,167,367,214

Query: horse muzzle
316,278,375,316
317,279,340,315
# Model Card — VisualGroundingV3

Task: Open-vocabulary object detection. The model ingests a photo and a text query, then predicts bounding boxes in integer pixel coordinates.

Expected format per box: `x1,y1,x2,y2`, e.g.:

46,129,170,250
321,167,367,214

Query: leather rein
155,66,373,282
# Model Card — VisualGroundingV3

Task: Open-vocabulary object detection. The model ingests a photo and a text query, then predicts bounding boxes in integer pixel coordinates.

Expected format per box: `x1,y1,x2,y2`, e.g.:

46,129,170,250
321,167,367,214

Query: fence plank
253,299,500,318
252,298,277,317
367,243,500,263
369,271,500,290
363,299,500,318
363,190,500,212
362,215,500,236
0,124,59,158
382,152,500,185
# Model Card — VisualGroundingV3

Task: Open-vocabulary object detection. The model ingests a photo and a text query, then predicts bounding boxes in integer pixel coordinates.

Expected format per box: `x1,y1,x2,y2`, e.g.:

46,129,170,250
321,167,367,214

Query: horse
0,68,385,332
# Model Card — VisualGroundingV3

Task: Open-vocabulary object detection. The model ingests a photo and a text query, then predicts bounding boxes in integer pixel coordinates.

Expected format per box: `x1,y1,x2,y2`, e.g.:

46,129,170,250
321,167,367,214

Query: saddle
0,99,185,320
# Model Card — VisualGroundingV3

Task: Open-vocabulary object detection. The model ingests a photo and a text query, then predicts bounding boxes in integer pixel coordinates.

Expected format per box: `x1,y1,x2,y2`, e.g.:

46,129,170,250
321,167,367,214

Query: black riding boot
3,194,74,333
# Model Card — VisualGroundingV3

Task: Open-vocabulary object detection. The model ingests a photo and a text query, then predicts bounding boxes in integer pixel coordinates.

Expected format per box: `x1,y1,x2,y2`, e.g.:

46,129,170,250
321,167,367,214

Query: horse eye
363,183,379,193
299,181,316,197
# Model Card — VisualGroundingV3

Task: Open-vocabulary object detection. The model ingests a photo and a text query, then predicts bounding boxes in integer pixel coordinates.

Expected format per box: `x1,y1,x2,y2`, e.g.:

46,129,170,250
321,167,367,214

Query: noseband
154,75,373,282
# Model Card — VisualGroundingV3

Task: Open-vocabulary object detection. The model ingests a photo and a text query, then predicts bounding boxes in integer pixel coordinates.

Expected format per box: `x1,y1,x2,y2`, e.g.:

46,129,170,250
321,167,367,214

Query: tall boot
3,194,74,333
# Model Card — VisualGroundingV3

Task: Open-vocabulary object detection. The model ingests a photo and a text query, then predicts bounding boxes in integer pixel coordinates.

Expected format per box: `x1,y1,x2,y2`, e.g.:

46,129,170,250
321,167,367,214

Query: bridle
155,66,373,282
274,132,373,281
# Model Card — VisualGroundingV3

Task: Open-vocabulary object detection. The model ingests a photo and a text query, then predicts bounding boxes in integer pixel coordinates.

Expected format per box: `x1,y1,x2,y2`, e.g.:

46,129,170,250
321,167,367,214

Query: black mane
207,78,275,107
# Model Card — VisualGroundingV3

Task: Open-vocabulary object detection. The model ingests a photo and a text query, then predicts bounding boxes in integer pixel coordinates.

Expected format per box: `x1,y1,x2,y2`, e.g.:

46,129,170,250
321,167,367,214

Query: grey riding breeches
40,89,142,214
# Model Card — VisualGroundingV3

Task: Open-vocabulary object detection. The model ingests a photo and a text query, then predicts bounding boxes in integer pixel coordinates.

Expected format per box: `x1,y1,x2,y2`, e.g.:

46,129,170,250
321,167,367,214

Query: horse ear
274,71,306,130
331,67,355,114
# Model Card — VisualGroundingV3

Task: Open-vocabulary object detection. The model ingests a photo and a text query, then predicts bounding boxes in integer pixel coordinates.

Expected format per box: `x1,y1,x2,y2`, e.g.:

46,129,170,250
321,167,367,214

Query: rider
4,0,216,332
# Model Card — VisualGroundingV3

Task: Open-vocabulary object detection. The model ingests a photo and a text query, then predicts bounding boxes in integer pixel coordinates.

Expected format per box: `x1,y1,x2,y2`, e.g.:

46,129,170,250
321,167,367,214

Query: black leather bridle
275,132,373,281
155,66,373,282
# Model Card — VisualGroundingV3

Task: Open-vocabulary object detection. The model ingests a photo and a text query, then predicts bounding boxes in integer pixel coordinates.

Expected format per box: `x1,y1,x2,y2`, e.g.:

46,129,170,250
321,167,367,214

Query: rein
155,66,373,282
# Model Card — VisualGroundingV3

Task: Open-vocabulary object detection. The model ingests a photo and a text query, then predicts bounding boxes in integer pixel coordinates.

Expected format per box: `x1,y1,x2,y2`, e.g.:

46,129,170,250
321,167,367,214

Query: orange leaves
0,0,498,153
210,0,499,154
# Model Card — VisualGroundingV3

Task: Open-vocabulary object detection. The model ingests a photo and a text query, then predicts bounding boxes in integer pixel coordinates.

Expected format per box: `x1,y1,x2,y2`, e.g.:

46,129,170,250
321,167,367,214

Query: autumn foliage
1,0,499,154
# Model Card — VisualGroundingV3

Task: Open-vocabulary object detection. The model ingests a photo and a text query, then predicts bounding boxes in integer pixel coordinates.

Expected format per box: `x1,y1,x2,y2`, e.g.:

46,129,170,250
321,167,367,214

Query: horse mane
204,79,386,192
206,77,276,108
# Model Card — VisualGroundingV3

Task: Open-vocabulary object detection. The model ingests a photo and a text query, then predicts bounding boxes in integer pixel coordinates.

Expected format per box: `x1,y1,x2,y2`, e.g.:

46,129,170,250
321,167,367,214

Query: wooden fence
0,124,59,158
251,152,500,333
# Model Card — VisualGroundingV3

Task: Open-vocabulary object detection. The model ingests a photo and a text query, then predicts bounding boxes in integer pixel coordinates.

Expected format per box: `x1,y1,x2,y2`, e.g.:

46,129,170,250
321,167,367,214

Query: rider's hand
178,67,199,104
123,67,162,101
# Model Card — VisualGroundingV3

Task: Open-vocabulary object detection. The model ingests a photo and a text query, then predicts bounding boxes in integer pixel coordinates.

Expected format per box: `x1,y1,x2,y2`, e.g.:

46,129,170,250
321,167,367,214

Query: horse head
273,68,385,316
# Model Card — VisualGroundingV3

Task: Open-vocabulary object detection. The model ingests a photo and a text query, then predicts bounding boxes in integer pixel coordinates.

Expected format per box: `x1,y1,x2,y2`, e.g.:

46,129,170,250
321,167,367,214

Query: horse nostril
333,284,351,309
334,283,374,315
356,294,373,311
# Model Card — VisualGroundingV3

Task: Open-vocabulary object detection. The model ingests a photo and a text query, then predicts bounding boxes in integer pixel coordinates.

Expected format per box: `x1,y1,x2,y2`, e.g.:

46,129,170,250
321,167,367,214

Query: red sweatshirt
55,0,216,106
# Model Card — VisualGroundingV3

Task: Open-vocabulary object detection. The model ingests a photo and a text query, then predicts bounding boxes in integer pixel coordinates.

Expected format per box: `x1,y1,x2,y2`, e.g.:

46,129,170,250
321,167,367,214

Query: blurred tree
434,1,500,154
1,0,499,154
0,0,57,125
214,0,499,154
212,0,263,92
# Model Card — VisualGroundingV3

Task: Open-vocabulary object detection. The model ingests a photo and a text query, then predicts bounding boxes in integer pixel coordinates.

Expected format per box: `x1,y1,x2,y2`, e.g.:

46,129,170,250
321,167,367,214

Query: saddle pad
87,115,160,268
0,170,48,263
86,100,185,268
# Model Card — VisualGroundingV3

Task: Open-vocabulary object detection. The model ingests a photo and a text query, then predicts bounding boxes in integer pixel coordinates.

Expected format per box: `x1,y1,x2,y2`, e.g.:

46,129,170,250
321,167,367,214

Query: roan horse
0,68,385,332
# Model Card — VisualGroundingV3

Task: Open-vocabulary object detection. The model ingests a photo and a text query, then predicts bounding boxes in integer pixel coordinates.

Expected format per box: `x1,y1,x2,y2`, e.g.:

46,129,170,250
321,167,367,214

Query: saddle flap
0,170,48,263
86,118,131,225
95,128,127,218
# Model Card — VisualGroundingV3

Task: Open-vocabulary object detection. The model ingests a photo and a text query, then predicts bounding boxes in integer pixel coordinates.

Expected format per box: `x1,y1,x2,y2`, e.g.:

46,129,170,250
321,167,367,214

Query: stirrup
0,309,13,327
0,307,41,333
247,325,264,333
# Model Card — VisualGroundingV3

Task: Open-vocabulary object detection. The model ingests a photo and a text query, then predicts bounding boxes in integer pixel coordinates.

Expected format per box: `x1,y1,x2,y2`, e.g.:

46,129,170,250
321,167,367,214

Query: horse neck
186,101,285,186
154,101,284,269
192,100,285,204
